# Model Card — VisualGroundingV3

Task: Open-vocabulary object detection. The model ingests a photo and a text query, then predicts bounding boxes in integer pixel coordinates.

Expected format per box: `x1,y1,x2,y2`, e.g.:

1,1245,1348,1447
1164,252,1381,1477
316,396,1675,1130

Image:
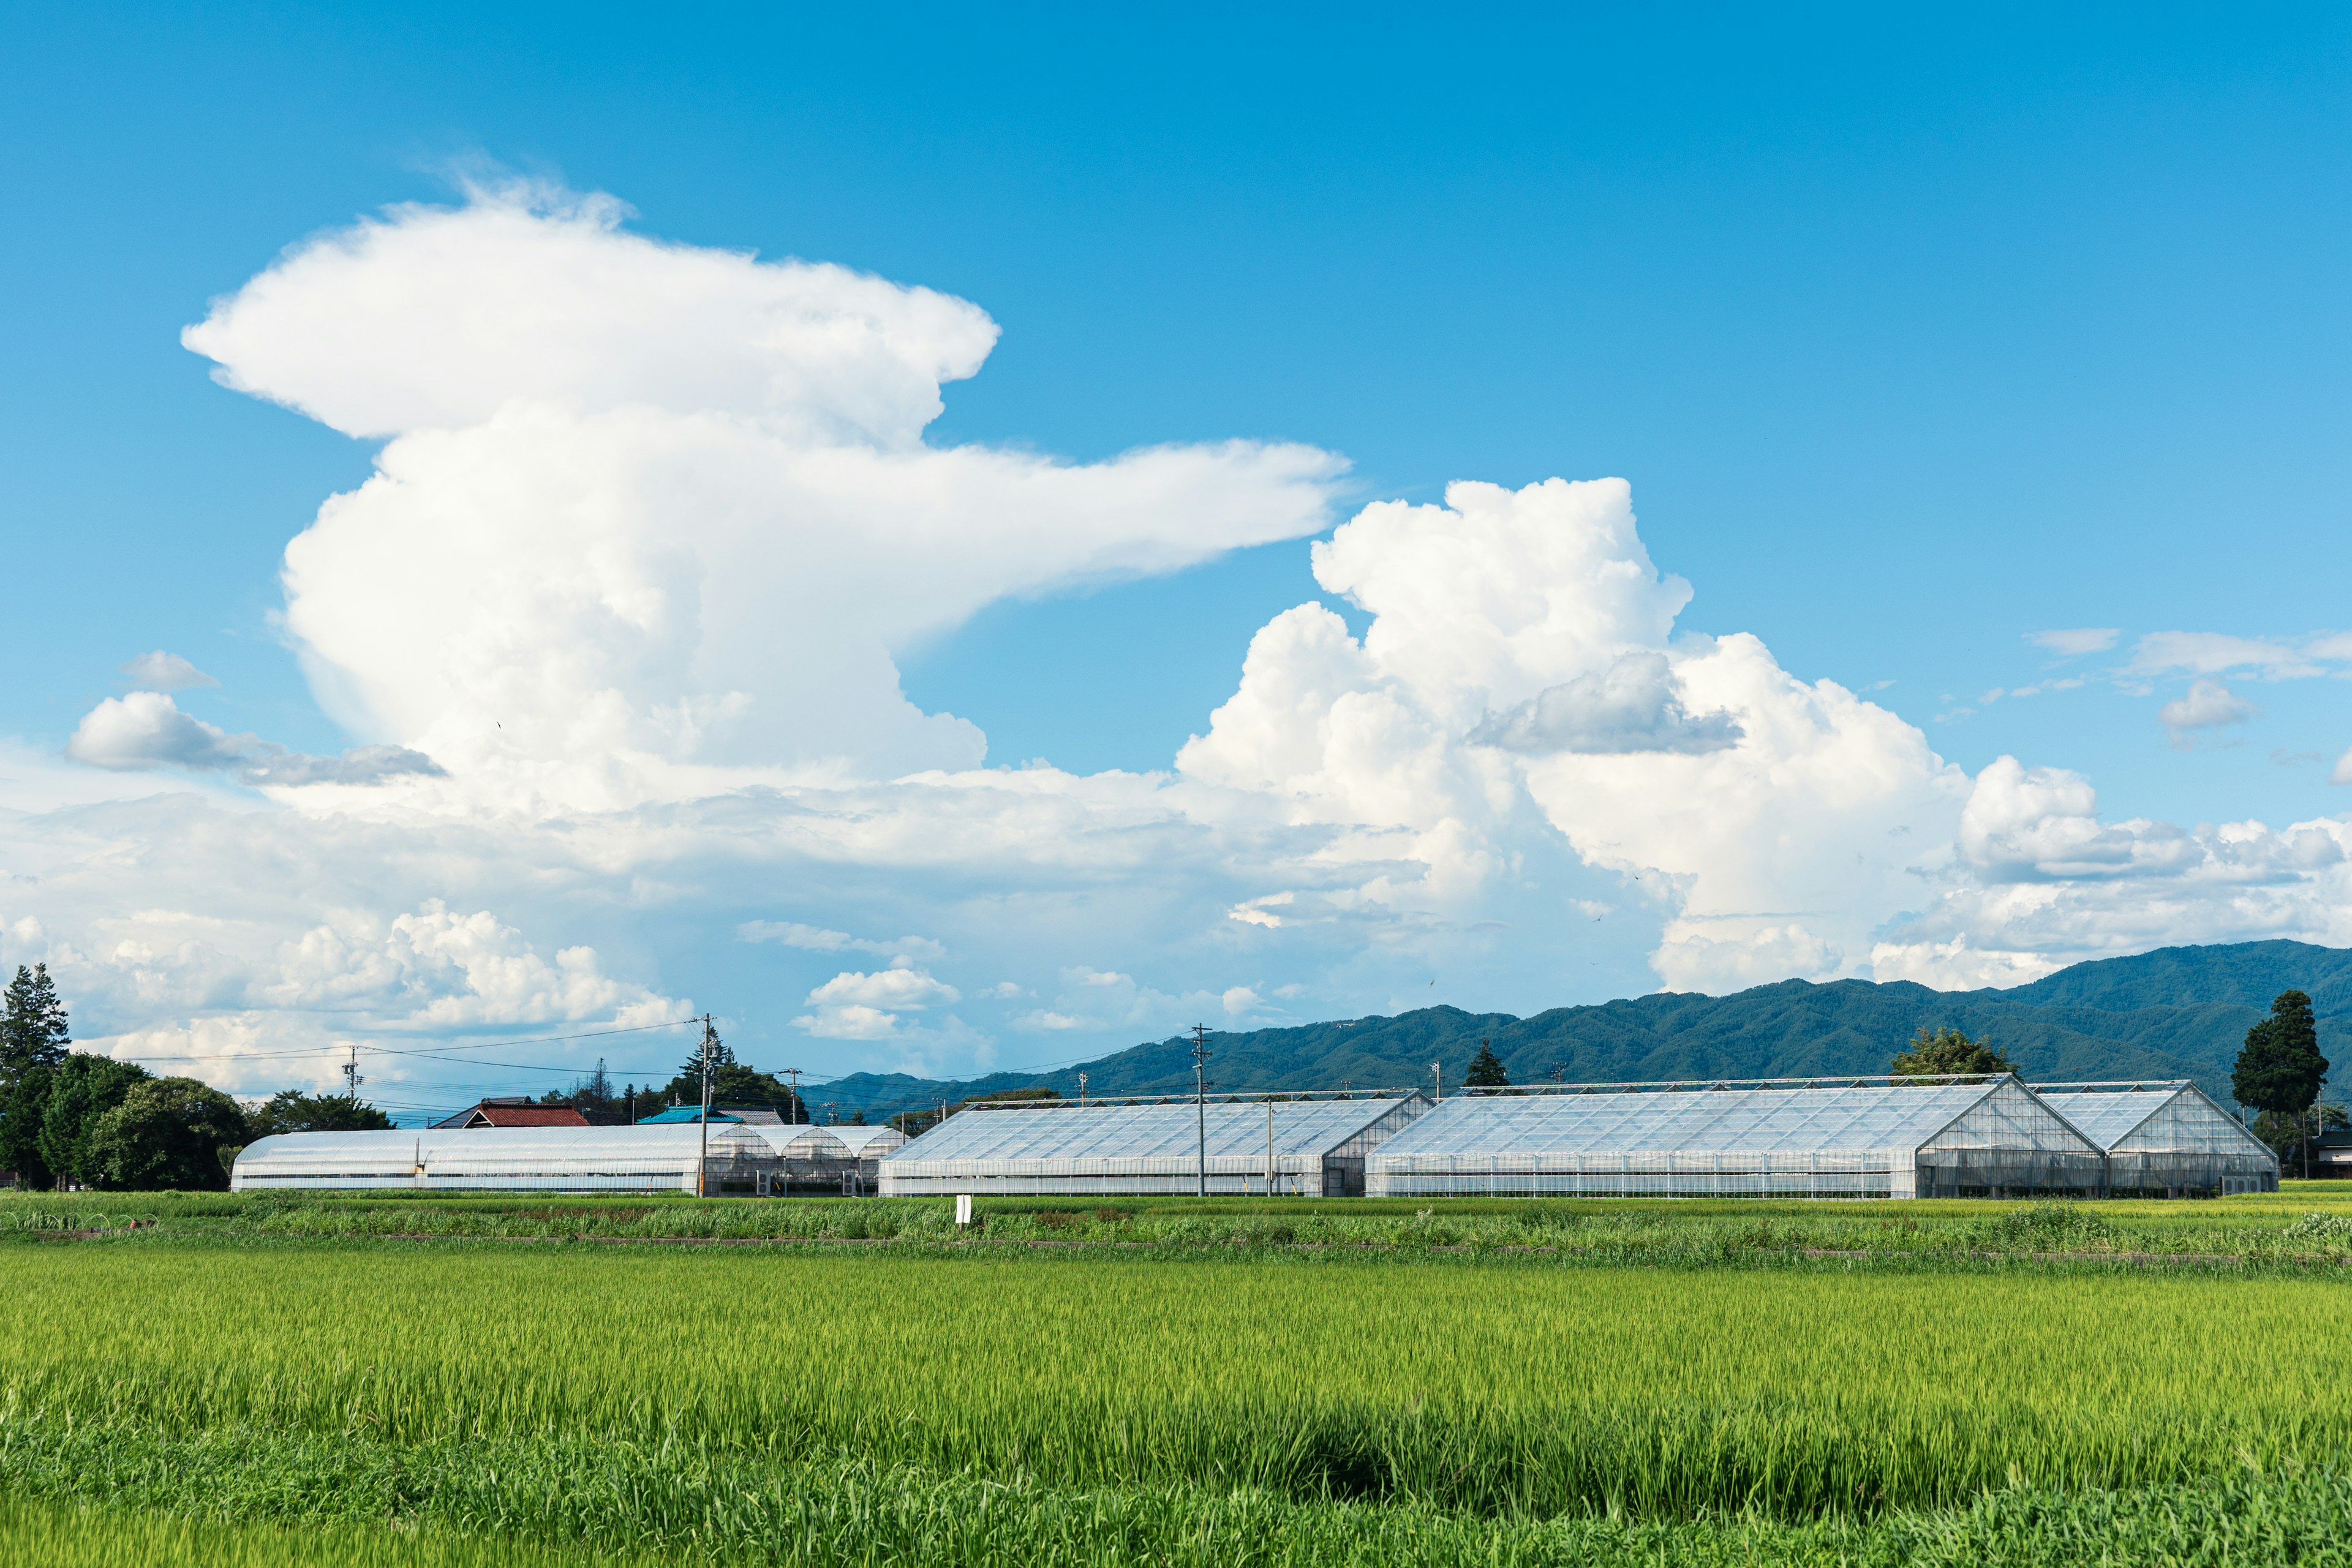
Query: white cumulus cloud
181,180,1346,790
793,962,961,1038
2157,678,2258,747
1182,477,1970,989
13,181,2352,1102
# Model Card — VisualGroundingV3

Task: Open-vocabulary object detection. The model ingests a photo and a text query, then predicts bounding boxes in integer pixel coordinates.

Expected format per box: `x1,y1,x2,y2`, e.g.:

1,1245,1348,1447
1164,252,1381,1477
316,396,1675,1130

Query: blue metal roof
636,1106,742,1124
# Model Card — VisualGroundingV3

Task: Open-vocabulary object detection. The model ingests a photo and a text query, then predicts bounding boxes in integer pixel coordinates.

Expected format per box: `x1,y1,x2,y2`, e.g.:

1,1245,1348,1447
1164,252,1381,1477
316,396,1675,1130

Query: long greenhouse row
230,1074,2278,1199
876,1076,2277,1200
232,1120,907,1195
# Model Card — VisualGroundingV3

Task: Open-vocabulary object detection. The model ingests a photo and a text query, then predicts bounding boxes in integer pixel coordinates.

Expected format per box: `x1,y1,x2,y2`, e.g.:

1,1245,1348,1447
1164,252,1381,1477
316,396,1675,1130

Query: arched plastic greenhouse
878,1093,1428,1196
1364,1076,2107,1199
2035,1081,2279,1196
229,1123,781,1194
740,1123,911,1194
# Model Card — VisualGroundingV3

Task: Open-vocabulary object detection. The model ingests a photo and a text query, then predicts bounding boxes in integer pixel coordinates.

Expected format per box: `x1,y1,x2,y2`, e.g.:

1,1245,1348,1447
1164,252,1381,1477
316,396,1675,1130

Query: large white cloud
12,181,2351,1103
181,181,1345,786
1872,756,2352,987
1180,478,1972,989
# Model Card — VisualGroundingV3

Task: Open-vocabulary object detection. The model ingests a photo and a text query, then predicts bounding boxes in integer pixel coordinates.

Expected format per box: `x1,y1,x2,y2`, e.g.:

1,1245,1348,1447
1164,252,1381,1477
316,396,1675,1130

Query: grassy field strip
20,1190,2352,1261
9,1244,2352,1516
8,1431,2352,1567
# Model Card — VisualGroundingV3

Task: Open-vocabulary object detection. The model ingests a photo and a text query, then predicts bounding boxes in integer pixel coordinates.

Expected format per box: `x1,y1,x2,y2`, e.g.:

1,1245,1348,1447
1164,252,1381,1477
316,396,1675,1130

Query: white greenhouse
229,1124,782,1194
827,1125,909,1159
2036,1082,2279,1196
743,1123,911,1194
1364,1076,2108,1199
878,1093,1429,1197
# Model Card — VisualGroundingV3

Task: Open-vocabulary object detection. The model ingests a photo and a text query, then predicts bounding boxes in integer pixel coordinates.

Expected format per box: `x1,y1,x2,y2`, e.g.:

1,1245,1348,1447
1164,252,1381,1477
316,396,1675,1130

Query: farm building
1364,1076,2106,1199
2036,1082,2279,1195
229,1124,781,1194
638,1106,789,1125
430,1096,589,1129
878,1093,1428,1197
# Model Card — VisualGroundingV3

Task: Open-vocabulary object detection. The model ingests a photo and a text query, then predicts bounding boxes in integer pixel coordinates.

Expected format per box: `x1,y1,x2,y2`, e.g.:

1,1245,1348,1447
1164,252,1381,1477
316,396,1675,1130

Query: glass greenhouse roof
2035,1083,2272,1156
884,1096,1422,1169
1370,1079,2078,1162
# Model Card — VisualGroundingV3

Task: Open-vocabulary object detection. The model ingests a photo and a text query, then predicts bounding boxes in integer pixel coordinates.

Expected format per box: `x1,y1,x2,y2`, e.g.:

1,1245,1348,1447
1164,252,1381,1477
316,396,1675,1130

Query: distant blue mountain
805,940,2352,1121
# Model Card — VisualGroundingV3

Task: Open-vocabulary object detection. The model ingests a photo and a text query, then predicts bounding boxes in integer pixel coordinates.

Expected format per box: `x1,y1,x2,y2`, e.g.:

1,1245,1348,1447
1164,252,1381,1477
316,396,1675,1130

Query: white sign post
955,1193,973,1227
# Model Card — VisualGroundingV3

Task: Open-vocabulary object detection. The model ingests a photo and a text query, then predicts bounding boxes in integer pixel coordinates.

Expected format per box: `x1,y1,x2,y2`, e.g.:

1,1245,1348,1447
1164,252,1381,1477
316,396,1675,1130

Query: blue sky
2,5,2348,1114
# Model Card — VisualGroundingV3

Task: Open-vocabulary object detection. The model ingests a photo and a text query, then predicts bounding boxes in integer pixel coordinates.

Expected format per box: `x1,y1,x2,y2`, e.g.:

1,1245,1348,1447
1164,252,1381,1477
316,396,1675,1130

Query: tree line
4,968,2338,1188
0,965,392,1192
532,1038,825,1124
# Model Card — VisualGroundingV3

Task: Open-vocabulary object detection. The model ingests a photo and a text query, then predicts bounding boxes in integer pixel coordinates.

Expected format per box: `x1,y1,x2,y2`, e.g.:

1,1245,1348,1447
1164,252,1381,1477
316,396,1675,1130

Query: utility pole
782,1068,804,1123
1431,1061,1442,1102
342,1041,363,1101
1078,1071,1088,1106
1192,1023,1212,1197
1266,1098,1275,1197
697,1014,717,1198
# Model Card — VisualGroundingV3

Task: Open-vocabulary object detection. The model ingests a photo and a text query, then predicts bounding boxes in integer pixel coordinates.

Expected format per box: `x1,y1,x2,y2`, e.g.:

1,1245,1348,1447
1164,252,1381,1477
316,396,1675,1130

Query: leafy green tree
35,1055,151,1188
2234,990,2329,1177
658,1035,813,1122
1891,1025,2016,1078
248,1091,393,1136
1463,1041,1510,1088
0,963,74,1188
87,1078,252,1191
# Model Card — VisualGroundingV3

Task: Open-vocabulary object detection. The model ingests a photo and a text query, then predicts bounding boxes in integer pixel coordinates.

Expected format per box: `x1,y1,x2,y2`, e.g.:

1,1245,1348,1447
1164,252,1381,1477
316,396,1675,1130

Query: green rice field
8,1189,2352,1563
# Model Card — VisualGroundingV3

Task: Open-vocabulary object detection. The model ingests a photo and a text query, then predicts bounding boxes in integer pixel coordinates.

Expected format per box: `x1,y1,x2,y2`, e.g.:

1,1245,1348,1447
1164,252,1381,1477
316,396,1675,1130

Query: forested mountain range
809,940,2352,1121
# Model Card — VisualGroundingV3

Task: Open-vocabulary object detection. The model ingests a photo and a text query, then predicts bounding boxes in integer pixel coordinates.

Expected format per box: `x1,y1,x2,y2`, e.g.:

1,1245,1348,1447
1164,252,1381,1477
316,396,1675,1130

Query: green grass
11,1192,2352,1562
15,1186,2352,1265
9,1240,2352,1517
11,1436,2352,1567
0,1500,653,1567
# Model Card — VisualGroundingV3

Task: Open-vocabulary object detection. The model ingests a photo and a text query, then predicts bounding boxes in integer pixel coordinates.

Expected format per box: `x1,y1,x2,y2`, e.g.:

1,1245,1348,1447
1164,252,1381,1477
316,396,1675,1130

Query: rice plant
8,1241,2352,1517
11,1435,2352,1567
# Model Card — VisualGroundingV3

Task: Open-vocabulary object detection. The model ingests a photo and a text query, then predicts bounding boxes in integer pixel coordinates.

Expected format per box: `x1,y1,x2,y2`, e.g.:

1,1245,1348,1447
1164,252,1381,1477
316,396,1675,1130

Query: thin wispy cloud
119,650,219,692
2127,631,2331,680
67,691,443,786
2025,628,2119,657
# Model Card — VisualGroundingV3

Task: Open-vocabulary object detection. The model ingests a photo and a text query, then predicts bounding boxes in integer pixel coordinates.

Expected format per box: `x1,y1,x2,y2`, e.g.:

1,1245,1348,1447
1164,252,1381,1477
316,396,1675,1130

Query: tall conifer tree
2233,990,2328,1177
0,964,72,1187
